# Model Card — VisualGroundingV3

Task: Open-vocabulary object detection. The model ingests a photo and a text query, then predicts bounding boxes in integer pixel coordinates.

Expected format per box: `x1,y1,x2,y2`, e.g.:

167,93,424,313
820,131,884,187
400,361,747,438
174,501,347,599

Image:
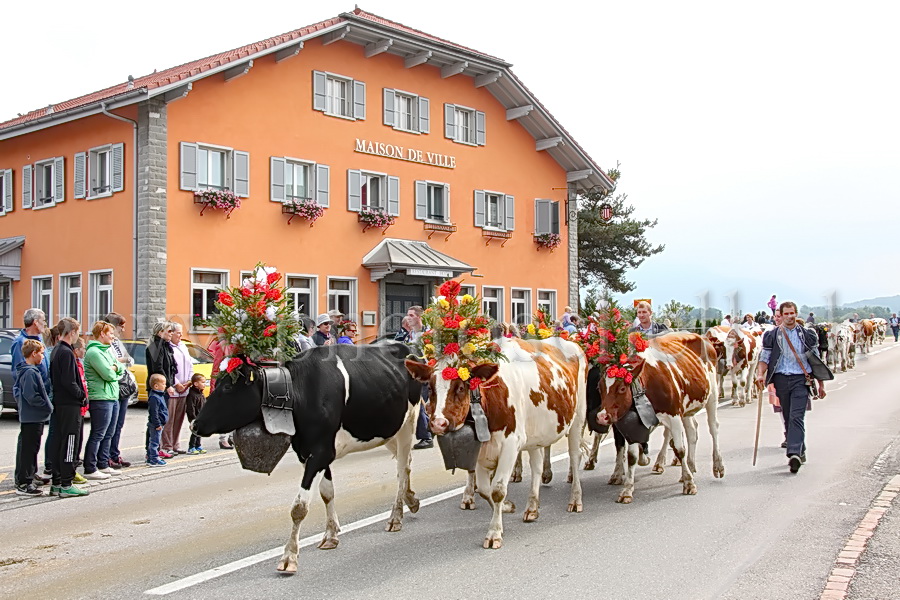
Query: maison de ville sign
354,139,456,169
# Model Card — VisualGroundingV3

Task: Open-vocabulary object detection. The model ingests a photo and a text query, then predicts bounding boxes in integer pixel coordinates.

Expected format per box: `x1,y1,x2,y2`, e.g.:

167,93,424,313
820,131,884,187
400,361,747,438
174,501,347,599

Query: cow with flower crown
577,302,725,504
405,280,588,550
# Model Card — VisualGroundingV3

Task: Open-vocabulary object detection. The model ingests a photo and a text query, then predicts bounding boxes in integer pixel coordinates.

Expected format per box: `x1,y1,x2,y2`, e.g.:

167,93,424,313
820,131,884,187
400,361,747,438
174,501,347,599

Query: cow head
596,357,645,426
192,359,267,436
405,359,500,435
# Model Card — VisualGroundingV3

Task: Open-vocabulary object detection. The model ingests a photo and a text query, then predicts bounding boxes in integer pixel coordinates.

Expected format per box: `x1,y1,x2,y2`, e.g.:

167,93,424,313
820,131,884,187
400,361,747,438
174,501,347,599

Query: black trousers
49,404,82,487
15,422,45,486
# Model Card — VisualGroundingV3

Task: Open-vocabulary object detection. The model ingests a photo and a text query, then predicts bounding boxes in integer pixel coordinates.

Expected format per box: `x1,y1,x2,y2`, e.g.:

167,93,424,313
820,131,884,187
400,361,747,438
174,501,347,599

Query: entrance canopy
362,238,474,282
0,236,25,281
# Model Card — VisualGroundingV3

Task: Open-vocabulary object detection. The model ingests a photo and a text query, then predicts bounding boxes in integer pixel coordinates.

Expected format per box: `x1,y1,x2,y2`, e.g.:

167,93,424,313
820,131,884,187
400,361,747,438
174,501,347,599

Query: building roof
362,238,474,281
0,235,25,281
0,7,613,190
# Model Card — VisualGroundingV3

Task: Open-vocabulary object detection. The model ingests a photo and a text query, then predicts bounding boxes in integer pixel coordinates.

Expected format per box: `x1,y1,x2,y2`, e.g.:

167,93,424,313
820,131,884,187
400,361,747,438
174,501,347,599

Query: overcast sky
3,1,898,313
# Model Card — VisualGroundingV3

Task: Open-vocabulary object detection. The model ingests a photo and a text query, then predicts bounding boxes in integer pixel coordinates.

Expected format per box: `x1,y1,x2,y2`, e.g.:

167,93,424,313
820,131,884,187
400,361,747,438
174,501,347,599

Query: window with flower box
313,71,366,120
269,157,330,207
511,288,531,326
534,199,560,235
347,170,399,216
383,88,429,134
474,190,514,231
482,286,504,322
328,278,357,320
32,276,52,319
0,168,12,215
444,104,485,146
88,270,113,325
179,142,250,198
59,273,82,323
191,269,228,330
537,289,557,320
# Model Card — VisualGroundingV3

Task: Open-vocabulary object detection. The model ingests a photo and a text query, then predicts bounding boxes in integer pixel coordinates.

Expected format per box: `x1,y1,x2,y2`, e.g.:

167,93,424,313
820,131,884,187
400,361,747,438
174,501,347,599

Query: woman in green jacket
83,321,124,480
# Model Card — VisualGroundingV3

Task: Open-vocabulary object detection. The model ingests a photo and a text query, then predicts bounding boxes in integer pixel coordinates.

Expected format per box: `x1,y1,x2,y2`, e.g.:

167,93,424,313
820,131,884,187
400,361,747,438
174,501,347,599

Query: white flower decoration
218,358,230,373
265,306,278,321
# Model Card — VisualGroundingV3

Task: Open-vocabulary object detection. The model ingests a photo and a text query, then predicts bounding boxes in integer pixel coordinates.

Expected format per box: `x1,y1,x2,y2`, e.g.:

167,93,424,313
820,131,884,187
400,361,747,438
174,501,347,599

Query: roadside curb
818,473,900,599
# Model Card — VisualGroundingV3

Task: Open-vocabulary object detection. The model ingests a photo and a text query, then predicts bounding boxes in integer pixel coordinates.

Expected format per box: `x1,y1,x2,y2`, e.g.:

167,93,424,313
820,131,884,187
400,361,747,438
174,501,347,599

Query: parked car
121,339,214,403
1,329,17,410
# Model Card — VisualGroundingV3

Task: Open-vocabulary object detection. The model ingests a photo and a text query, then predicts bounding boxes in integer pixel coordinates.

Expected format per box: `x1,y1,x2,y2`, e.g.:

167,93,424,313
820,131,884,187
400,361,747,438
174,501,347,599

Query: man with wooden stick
755,302,827,473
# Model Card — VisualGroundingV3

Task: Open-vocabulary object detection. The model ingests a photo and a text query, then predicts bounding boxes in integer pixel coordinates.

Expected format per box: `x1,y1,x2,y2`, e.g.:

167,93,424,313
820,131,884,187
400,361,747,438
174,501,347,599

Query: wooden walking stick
753,379,764,466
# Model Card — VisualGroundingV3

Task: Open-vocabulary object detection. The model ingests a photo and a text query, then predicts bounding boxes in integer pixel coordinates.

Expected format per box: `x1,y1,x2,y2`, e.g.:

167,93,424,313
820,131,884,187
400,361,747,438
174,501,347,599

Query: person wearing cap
327,309,343,339
313,314,335,346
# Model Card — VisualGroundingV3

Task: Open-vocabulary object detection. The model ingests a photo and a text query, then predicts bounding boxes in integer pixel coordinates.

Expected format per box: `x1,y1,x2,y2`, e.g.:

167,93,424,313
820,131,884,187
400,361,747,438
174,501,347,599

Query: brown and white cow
406,336,587,549
706,326,759,406
596,332,724,503
857,319,876,354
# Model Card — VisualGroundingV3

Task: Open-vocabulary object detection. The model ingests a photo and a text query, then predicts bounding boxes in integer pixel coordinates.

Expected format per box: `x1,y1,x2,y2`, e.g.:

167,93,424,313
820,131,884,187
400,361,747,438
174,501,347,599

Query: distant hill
844,295,900,310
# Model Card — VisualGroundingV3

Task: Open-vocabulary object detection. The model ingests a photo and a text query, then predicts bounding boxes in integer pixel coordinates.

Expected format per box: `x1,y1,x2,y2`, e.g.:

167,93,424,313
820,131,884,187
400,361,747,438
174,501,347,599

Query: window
32,276,52,319
30,157,64,208
383,88,429,133
328,278,357,320
179,142,249,197
0,169,11,215
458,285,476,301
0,281,10,328
313,71,366,120
444,103,485,146
347,170,399,216
511,289,531,326
88,271,113,325
270,157,330,206
75,144,124,200
534,199,561,235
60,273,82,322
537,290,557,320
414,181,450,222
482,287,503,322
286,276,317,320
191,270,227,330
474,190,515,231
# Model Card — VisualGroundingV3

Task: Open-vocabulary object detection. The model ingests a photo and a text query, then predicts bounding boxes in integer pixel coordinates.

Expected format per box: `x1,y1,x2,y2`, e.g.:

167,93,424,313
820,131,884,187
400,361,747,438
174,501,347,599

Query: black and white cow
192,342,422,575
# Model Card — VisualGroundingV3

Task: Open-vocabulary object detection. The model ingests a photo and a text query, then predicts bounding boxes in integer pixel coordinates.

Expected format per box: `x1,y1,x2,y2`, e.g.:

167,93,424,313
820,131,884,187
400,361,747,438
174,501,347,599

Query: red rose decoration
263,324,277,337
240,288,252,298
443,316,459,329
439,280,462,298
217,292,235,307
629,332,649,352
625,373,633,384
226,357,243,373
469,377,483,390
265,287,282,301
620,353,628,364
427,358,437,367
267,272,281,284
607,332,617,342
441,367,460,380
443,343,460,355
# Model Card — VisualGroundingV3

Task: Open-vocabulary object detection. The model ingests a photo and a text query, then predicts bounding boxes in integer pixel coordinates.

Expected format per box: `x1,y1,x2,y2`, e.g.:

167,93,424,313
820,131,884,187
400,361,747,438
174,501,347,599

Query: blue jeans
109,396,129,462
417,382,432,442
146,423,162,462
84,400,119,473
772,374,808,458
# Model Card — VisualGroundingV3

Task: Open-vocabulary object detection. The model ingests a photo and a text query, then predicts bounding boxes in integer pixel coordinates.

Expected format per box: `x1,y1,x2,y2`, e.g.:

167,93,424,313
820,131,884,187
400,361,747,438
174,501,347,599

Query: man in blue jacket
11,308,50,393
756,301,827,473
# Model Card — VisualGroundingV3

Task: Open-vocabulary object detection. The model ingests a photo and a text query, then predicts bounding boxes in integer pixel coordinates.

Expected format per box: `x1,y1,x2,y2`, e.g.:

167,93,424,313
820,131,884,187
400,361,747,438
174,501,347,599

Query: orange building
0,8,613,344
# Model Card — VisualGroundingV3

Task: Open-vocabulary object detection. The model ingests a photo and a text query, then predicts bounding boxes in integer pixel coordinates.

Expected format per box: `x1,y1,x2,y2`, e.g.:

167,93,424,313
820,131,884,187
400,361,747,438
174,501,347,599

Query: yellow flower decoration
462,342,477,355
457,367,470,381
527,323,536,335
458,319,468,329
461,294,475,304
538,328,552,339
424,344,435,356
438,299,450,310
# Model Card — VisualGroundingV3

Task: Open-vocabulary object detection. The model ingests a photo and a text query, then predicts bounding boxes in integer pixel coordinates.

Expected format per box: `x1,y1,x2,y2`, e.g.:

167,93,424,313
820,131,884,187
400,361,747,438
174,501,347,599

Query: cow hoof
638,453,650,467
483,537,503,549
616,494,633,504
651,465,665,474
542,472,553,485
566,473,573,484
406,495,421,513
608,474,624,485
671,457,682,467
318,536,340,549
510,472,522,484
276,557,298,574
567,501,583,513
523,509,539,522
460,498,476,510
713,466,725,478
502,500,516,513
583,460,596,471
384,519,403,533
683,482,698,495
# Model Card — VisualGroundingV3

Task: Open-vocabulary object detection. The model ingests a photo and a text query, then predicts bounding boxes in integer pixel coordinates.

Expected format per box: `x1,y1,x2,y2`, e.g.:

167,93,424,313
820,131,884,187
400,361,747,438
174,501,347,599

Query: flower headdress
206,263,301,380
418,279,506,388
573,296,648,384
523,306,568,340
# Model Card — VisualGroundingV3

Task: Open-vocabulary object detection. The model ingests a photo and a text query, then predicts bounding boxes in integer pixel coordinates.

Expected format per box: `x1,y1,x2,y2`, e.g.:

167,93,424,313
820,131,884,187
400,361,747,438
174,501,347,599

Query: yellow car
122,340,214,403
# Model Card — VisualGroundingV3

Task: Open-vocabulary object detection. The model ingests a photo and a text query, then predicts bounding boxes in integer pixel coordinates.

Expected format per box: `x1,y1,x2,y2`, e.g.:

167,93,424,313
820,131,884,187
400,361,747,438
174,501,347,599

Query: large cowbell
233,365,294,474
436,387,490,473
614,382,659,446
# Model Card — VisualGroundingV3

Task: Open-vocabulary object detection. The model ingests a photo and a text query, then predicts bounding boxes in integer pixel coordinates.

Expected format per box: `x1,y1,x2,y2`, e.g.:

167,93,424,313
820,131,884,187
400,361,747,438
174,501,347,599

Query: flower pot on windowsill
282,199,324,226
194,189,241,218
358,208,395,234
534,233,561,252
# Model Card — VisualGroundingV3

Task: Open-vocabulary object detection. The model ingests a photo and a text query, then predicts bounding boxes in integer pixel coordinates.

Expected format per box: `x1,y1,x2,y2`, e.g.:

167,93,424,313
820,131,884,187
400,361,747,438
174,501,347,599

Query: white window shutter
504,195,515,231
414,180,427,220
54,156,65,203
418,97,430,133
444,104,456,139
347,169,362,212
180,142,198,191
383,88,396,127
22,165,32,209
315,164,330,208
387,176,400,216
476,111,486,146
112,143,125,192
474,190,485,227
312,71,327,112
270,157,285,203
74,152,87,199
353,80,366,120
550,201,560,234
3,170,12,212
444,183,450,222
233,150,250,197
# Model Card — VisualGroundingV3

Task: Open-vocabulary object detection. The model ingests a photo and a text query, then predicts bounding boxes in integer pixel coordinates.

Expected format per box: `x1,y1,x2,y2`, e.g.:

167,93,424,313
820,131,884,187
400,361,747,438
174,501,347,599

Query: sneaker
115,458,132,468
84,470,111,480
108,459,122,470
174,449,187,455
187,448,201,455
49,485,60,496
196,447,207,454
788,455,802,473
799,453,807,464
72,473,88,485
58,485,90,497
413,439,434,450
16,483,44,497
780,439,787,449
146,459,167,467
33,473,51,486
158,451,173,459
99,467,123,476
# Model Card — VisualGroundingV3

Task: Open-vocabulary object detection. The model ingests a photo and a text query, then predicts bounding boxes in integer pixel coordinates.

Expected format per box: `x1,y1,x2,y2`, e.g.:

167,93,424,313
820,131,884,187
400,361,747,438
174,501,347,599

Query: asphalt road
0,342,898,600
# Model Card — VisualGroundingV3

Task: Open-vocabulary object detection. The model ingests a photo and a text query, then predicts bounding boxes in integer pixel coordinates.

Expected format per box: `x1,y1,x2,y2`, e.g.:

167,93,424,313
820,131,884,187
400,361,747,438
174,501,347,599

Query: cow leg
566,421,584,513
542,447,553,485
511,452,523,483
683,415,699,474
706,389,725,479
384,410,418,532
460,470,477,510
654,427,670,473
277,460,328,574
523,448,543,522
617,443,639,503
663,417,696,495
608,428,626,484
476,444,516,549
317,467,341,549
584,431,603,470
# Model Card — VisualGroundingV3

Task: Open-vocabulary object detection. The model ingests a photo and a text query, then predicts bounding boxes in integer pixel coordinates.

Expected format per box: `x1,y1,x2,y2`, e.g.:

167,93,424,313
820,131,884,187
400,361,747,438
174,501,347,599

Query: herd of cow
190,317,887,574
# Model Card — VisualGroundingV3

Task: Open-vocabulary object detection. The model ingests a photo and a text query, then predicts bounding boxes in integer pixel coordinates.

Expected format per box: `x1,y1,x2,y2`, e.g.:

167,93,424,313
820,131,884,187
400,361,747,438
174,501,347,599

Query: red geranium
217,292,235,307
226,357,243,373
443,343,460,355
265,287,282,301
240,288,252,298
267,272,281,285
441,367,460,380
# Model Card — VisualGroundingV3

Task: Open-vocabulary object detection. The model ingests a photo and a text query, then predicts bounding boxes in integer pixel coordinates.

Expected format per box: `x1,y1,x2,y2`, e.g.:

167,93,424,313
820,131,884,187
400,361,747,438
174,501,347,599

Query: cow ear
405,359,433,382
470,363,499,382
